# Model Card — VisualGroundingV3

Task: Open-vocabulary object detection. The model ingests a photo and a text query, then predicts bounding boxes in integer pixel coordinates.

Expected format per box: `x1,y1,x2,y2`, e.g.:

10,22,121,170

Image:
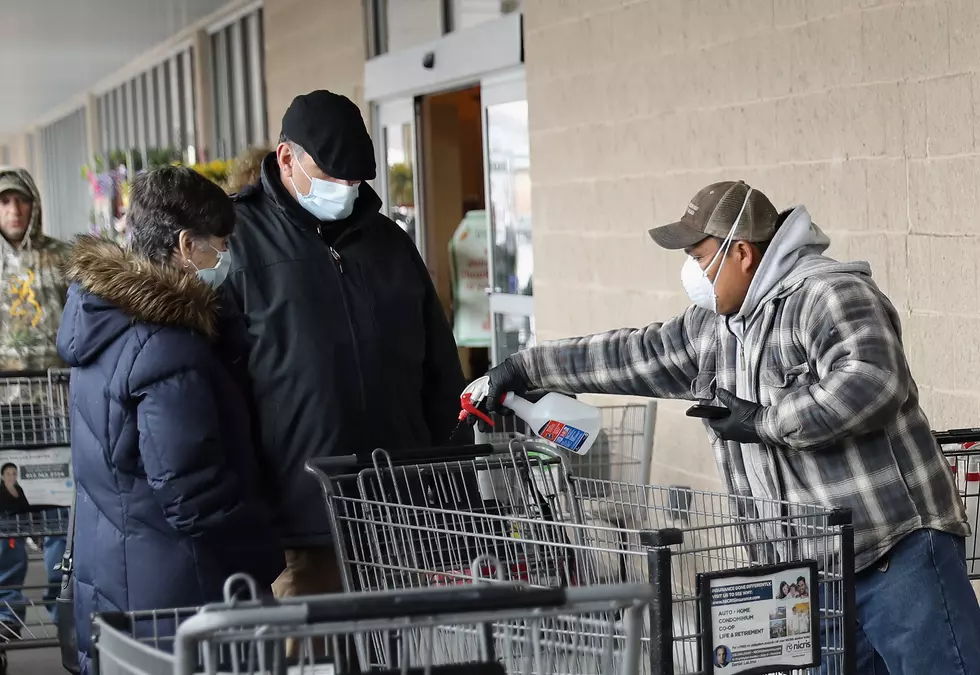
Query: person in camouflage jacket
478,181,980,675
0,167,70,372
0,167,70,631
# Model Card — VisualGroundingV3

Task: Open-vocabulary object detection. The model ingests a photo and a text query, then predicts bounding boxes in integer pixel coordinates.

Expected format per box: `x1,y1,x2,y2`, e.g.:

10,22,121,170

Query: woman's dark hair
0,463,17,475
129,166,236,264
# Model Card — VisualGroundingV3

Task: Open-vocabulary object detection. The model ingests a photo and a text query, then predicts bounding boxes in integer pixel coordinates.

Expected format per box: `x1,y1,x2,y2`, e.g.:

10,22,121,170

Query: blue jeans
43,536,66,622
0,538,27,629
836,529,980,675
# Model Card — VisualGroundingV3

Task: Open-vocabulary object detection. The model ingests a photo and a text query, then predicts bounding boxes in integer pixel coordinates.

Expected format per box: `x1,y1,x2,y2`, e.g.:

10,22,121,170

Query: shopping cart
308,440,858,675
473,399,657,488
90,568,657,675
0,369,72,673
308,443,583,594
934,428,980,579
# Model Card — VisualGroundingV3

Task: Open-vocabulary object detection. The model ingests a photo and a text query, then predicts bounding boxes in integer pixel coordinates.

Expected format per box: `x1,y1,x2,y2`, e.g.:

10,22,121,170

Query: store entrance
373,70,532,376
417,85,489,380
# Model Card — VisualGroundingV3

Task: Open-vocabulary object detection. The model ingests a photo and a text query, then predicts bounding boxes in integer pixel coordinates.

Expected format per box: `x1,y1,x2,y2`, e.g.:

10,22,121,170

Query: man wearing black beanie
223,90,468,607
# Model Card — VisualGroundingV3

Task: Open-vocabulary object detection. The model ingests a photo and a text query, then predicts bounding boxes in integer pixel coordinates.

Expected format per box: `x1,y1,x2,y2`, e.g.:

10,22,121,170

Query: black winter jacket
224,154,468,546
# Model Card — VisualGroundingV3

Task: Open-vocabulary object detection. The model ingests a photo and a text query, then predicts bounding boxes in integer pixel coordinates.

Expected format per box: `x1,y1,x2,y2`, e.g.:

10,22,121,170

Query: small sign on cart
0,447,73,506
698,560,820,674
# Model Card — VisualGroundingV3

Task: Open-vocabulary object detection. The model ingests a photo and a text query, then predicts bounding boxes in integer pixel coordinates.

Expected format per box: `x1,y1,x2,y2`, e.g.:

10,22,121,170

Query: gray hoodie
728,206,871,512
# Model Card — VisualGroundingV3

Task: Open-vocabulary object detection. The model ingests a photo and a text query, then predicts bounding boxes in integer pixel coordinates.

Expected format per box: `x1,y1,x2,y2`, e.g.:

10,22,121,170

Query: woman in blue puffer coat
56,167,284,673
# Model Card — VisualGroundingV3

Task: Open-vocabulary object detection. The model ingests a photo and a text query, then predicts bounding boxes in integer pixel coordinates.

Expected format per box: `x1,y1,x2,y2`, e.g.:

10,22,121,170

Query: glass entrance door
481,70,533,365
375,98,425,260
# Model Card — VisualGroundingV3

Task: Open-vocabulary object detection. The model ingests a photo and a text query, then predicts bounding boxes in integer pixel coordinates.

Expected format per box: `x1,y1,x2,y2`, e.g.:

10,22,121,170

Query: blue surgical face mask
187,242,230,287
290,159,360,222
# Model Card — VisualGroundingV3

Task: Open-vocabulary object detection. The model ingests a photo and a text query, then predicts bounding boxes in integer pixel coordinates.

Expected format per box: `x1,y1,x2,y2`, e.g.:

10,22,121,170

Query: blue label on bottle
538,420,589,452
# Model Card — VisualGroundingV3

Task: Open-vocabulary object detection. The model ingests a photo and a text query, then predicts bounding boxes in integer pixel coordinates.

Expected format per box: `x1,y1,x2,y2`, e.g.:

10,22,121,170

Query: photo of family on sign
776,575,810,599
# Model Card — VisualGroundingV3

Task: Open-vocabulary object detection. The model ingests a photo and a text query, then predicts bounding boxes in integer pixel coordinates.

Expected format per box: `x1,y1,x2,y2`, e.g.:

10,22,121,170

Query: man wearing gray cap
224,91,467,606
476,181,979,674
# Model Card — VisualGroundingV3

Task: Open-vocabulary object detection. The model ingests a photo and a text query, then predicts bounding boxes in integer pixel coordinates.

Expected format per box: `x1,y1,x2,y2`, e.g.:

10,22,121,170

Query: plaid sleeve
513,306,707,399
757,275,910,450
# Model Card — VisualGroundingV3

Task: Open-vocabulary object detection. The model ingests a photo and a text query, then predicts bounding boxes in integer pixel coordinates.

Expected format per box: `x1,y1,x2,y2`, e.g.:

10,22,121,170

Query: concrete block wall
262,0,367,139
524,0,980,492
2,135,31,171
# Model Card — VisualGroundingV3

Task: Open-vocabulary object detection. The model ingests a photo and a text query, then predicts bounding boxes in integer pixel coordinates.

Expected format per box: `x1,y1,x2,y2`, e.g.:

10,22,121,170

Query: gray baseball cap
649,180,778,250
0,174,31,199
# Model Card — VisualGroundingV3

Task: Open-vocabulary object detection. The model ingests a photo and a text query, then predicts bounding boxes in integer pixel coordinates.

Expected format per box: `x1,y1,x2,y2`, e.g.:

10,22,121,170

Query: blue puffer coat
57,236,284,672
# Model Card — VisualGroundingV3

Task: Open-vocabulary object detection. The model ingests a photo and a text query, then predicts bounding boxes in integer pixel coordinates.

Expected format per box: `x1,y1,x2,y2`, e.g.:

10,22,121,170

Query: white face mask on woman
679,188,753,313
184,241,231,288
196,248,230,287
290,159,360,222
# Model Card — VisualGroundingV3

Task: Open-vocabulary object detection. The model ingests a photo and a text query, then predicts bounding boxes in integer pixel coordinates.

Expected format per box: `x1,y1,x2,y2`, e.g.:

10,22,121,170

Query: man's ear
276,143,294,178
734,241,758,273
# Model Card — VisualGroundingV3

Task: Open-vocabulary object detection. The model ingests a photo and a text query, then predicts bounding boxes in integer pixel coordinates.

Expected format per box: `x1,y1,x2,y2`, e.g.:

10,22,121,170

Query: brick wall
263,0,367,138
524,0,978,492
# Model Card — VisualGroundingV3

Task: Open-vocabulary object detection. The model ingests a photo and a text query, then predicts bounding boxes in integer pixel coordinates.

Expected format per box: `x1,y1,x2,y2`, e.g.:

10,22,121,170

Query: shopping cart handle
0,369,61,379
303,585,566,624
0,504,69,516
934,428,980,444
307,443,501,475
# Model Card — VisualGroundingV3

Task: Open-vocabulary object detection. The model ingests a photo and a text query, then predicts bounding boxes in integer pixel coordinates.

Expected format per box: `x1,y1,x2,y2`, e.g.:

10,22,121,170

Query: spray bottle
460,376,601,455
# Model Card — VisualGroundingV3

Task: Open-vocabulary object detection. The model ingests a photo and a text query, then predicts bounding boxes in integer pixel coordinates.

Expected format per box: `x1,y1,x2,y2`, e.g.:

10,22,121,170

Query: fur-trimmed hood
65,235,218,340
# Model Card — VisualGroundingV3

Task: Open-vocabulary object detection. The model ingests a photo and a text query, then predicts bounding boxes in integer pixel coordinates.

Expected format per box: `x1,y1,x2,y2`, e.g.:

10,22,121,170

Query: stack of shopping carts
0,370,72,674
301,440,857,675
92,568,656,675
934,429,980,579
87,400,860,675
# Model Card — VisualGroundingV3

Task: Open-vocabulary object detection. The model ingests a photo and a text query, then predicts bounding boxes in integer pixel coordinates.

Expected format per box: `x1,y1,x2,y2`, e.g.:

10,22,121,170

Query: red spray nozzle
459,392,495,428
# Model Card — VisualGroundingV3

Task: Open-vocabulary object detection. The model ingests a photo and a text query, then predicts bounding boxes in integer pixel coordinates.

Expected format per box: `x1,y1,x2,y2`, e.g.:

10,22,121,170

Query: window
39,109,91,239
210,7,268,160
368,0,522,56
96,46,197,169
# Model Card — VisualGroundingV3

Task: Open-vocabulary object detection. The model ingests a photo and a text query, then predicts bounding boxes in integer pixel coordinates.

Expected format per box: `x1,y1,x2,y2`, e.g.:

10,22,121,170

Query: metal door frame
480,69,533,365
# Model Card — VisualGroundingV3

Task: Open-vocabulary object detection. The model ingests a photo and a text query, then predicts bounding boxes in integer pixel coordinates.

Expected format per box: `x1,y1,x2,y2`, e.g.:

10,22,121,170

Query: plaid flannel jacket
516,268,967,572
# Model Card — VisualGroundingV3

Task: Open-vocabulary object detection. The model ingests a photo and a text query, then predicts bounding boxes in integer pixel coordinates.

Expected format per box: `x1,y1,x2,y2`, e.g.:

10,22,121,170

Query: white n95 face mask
680,188,753,313
196,248,230,287
291,159,359,222
185,241,231,287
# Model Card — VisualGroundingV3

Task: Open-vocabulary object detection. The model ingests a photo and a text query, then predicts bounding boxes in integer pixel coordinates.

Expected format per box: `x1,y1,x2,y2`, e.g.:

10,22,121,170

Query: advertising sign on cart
0,446,73,506
699,560,820,674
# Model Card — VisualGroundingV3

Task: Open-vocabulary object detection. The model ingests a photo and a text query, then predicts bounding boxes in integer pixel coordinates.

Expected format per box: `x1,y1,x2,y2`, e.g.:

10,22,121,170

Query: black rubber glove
470,357,531,433
485,357,530,413
707,389,765,444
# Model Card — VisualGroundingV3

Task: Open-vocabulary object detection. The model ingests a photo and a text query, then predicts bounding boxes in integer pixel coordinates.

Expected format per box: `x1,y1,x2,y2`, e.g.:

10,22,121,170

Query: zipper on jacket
314,223,367,420
329,246,344,274
725,317,747,373
755,301,790,523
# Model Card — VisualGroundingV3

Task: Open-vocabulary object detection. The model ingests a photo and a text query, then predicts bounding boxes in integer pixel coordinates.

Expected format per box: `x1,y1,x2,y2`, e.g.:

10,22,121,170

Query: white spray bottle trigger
501,391,600,455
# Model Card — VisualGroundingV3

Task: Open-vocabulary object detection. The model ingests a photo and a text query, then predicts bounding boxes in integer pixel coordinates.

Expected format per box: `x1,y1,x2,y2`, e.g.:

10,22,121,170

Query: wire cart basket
474,399,657,488
934,428,980,579
307,440,858,675
0,369,72,673
90,569,657,675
